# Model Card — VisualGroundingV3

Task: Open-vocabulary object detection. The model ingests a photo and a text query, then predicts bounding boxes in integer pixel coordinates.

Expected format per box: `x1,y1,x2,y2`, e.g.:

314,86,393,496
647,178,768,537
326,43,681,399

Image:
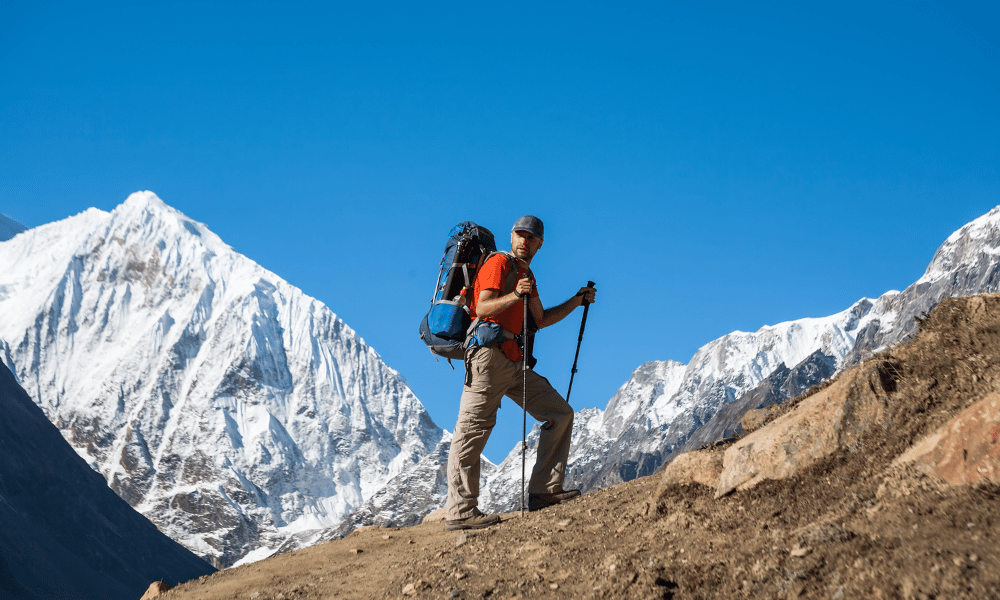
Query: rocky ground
156,296,1000,600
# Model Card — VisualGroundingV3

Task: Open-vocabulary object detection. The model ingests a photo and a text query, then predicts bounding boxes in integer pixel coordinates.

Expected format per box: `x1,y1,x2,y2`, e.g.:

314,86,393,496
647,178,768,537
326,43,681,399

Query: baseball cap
512,215,544,240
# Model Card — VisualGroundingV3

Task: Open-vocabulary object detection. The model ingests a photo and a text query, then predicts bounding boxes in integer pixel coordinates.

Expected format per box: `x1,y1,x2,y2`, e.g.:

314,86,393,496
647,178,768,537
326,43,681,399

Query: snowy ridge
0,192,443,567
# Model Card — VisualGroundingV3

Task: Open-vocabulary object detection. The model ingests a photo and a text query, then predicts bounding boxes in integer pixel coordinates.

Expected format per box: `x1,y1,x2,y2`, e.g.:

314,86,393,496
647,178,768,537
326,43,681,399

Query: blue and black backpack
419,221,536,367
419,222,499,361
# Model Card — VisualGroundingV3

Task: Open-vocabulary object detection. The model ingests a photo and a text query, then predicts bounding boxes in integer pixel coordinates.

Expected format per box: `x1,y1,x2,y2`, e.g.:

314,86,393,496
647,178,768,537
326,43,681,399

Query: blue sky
2,1,998,461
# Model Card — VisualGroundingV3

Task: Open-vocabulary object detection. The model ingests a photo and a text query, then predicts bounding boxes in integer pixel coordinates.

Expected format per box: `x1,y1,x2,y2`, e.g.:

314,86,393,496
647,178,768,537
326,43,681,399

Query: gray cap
512,215,544,240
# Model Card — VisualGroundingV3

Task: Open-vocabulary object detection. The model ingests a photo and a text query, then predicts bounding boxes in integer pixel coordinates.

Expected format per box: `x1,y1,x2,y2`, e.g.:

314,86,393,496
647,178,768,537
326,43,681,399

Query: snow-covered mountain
0,357,214,600
0,211,27,242
0,192,443,567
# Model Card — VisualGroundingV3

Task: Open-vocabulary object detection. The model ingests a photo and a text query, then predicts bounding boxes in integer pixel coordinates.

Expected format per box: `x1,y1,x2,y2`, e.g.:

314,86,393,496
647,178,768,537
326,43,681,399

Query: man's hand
577,285,596,306
515,276,533,297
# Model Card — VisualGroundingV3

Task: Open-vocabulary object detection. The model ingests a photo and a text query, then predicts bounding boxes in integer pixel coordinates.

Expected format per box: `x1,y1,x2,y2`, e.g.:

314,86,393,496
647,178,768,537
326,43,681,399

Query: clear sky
2,1,998,462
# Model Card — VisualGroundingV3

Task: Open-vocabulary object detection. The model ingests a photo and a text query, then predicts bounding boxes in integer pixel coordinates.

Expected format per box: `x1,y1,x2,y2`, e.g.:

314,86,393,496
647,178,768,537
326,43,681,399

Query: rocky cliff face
0,192,443,567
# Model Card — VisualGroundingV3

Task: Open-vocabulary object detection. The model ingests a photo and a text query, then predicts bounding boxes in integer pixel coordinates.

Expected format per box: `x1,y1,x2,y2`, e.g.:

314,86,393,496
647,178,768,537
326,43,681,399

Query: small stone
349,548,363,554
382,534,392,540
403,581,426,596
953,557,964,567
557,519,572,529
969,553,979,562
550,583,559,590
790,546,810,557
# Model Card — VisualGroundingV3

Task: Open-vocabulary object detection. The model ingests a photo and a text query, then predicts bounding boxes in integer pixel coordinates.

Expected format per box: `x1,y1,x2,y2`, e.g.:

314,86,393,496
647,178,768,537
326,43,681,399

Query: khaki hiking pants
446,345,574,520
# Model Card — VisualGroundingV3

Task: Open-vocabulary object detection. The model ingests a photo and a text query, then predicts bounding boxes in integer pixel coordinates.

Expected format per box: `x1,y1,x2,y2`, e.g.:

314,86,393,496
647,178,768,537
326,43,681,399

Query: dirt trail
161,296,1000,600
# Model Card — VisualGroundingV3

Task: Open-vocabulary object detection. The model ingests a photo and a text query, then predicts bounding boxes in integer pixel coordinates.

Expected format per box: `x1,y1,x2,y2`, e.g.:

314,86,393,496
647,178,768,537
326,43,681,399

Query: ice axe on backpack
565,281,596,403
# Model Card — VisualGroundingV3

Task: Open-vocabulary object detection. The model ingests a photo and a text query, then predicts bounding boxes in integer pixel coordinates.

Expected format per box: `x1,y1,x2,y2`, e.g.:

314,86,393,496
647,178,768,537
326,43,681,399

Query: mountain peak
124,189,167,208
109,191,230,256
920,204,1000,285
116,190,182,224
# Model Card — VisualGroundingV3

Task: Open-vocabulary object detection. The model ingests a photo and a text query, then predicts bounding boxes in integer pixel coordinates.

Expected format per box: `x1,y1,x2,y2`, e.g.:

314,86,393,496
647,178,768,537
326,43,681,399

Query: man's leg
446,347,516,520
505,368,575,495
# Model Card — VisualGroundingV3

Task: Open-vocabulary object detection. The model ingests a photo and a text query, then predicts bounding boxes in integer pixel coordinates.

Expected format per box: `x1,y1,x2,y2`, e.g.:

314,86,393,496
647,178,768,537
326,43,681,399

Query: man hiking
445,215,597,531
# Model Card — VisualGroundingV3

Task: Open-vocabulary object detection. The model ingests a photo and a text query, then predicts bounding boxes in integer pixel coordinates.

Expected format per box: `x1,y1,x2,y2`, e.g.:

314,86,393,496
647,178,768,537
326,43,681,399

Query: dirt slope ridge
161,296,1000,600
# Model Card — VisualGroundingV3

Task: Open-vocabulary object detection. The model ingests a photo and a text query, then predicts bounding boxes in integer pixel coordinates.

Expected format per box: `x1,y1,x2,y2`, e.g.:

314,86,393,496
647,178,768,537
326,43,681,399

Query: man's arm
536,286,596,329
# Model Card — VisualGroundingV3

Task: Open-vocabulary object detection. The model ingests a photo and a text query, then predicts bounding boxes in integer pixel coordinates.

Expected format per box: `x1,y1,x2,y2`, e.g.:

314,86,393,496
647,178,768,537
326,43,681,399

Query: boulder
140,581,173,599
716,362,896,498
894,392,1000,485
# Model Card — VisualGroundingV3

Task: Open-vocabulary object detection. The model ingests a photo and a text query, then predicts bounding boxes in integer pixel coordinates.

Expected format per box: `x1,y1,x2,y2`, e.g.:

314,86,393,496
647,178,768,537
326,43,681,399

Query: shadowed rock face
0,358,214,600
0,212,26,242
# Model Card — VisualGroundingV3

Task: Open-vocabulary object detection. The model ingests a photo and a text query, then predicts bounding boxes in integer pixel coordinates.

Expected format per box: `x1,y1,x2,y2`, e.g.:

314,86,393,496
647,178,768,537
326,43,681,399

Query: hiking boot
445,509,501,531
528,488,581,511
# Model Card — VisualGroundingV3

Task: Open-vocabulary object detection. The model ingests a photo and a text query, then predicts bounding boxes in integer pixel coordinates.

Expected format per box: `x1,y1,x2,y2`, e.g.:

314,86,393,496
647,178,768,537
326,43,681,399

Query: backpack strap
480,251,521,296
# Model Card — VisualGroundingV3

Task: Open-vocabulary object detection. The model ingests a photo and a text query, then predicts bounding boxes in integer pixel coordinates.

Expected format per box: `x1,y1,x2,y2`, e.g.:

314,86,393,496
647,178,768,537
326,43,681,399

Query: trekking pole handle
577,282,595,342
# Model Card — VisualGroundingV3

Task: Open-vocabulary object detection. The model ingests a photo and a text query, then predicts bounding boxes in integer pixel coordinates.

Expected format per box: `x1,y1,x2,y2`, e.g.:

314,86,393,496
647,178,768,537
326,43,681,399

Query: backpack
419,222,499,361
418,222,536,366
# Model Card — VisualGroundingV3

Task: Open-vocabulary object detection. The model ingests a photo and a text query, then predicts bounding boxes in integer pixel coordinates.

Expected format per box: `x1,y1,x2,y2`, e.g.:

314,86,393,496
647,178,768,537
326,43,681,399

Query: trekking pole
565,281,595,403
521,292,529,517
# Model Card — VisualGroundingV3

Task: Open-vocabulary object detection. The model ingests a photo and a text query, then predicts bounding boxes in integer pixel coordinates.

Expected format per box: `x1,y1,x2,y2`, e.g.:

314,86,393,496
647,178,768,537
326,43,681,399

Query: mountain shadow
0,358,215,600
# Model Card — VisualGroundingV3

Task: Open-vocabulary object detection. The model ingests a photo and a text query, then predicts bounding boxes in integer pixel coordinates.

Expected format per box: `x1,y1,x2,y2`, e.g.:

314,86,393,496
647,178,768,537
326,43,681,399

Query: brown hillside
158,296,1000,600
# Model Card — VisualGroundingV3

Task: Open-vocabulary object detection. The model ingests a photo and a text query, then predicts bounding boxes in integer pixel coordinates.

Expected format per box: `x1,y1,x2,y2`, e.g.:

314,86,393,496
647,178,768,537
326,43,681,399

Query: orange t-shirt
471,253,539,362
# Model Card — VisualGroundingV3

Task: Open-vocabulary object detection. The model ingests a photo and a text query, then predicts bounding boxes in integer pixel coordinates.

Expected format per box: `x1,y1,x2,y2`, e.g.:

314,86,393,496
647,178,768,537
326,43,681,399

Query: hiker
445,215,597,531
